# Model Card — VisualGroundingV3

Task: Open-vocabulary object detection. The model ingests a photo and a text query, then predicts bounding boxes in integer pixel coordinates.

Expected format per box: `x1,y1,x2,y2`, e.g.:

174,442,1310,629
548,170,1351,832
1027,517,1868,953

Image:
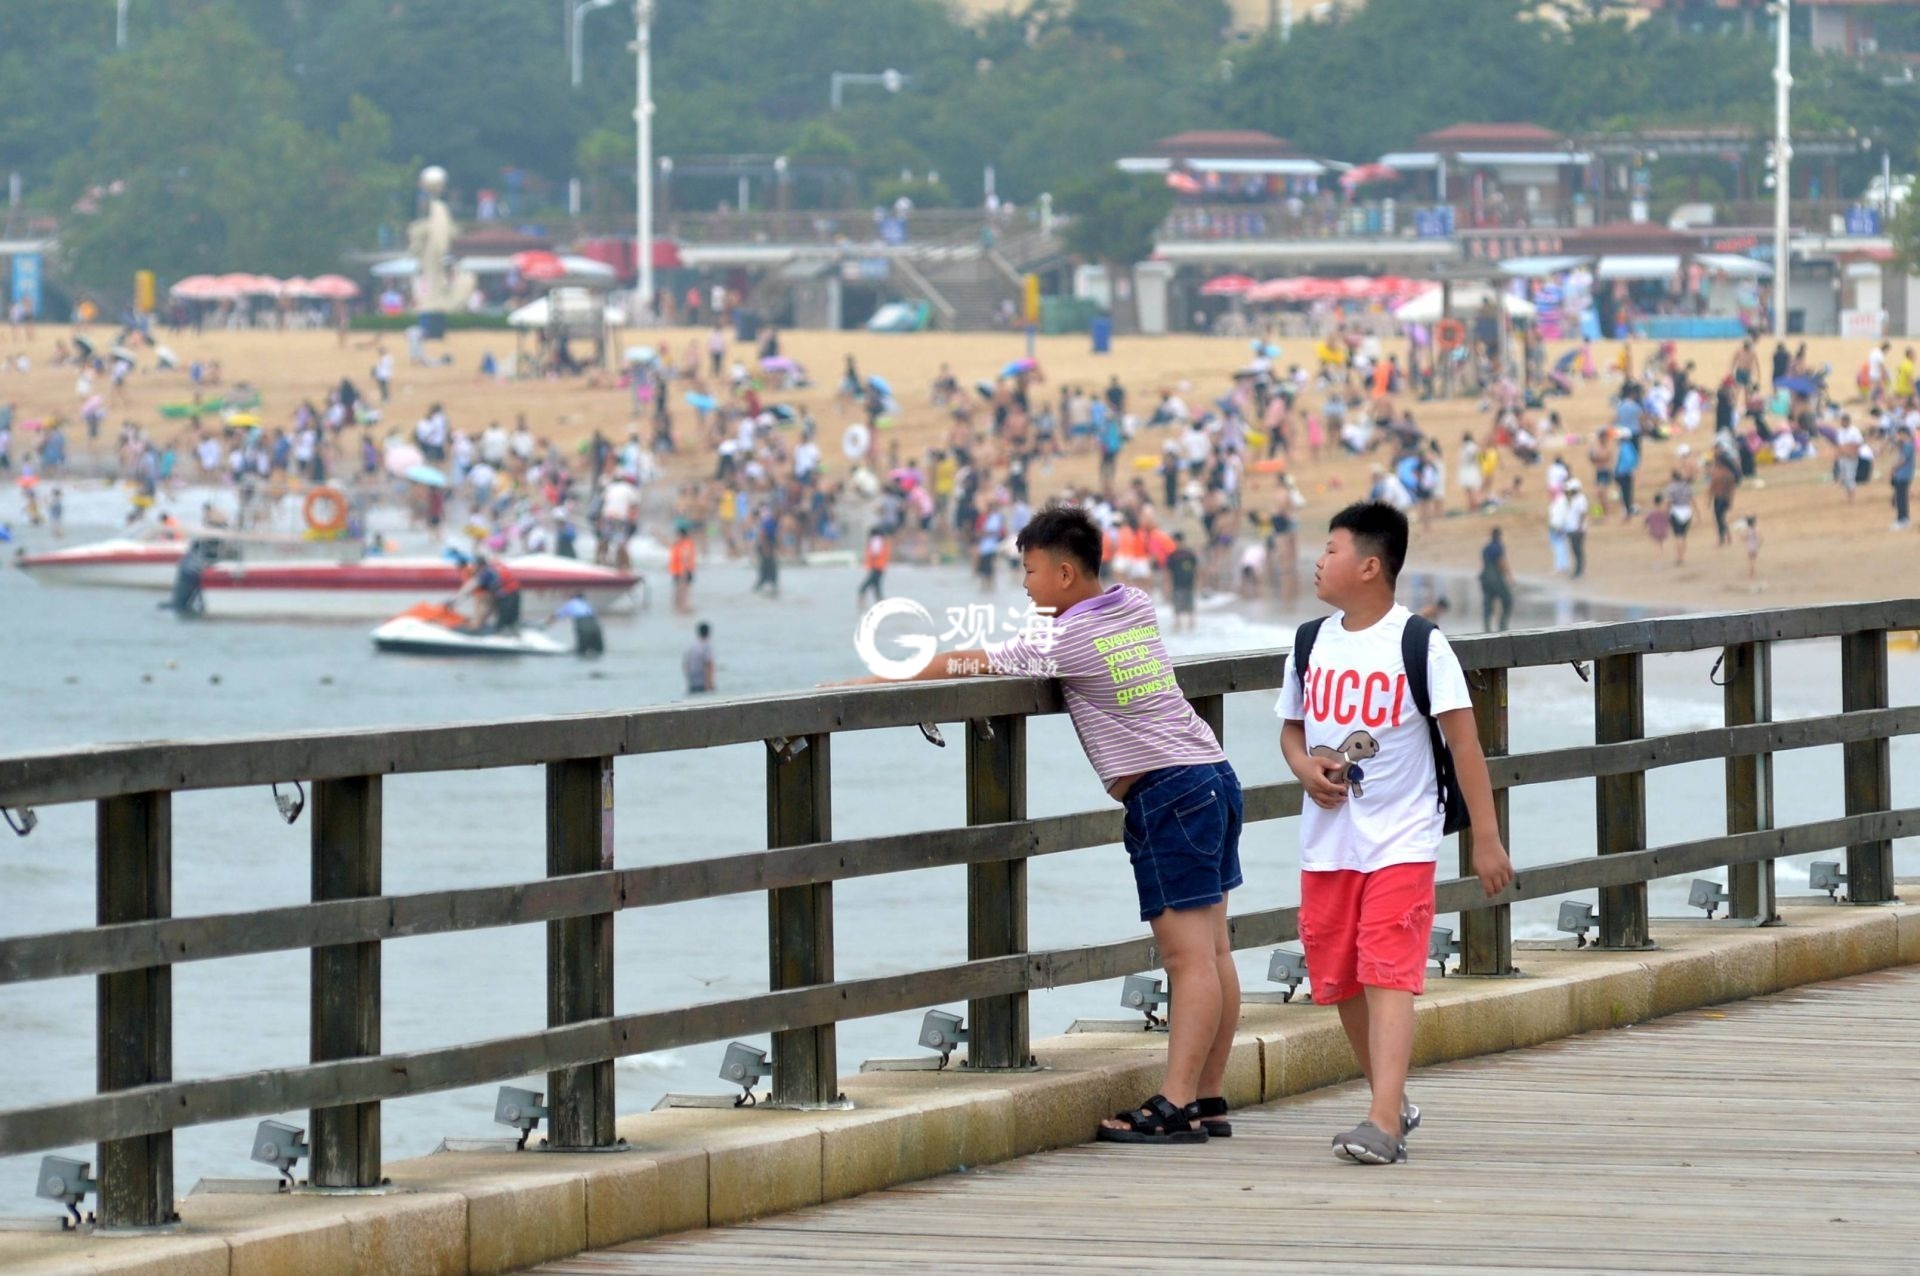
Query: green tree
54,6,404,292
1058,167,1172,330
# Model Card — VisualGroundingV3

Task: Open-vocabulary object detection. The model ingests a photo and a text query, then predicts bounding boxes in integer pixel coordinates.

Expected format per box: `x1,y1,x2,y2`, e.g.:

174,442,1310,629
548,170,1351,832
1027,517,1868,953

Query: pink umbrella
1165,171,1203,196
511,250,566,281
306,274,361,300
171,275,237,300
1200,274,1257,298
280,276,313,299
239,274,284,296
1339,163,1400,192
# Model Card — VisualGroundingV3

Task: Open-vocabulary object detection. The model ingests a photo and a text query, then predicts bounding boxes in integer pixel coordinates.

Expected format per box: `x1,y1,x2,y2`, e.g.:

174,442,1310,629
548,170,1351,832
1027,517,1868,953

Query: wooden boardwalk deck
536,965,1920,1275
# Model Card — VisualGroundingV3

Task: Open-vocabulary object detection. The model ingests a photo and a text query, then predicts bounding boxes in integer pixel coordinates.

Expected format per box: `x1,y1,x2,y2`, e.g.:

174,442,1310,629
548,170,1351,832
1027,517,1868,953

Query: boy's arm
1438,707,1513,897
826,649,996,688
1281,719,1347,809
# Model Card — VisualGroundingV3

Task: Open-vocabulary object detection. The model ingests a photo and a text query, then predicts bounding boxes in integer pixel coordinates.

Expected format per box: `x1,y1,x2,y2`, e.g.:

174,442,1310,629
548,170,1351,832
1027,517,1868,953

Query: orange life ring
303,486,348,535
1435,318,1467,351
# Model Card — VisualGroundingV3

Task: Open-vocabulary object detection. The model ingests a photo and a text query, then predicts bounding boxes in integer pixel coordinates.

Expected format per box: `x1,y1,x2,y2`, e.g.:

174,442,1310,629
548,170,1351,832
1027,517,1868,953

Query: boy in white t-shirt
1277,501,1512,1164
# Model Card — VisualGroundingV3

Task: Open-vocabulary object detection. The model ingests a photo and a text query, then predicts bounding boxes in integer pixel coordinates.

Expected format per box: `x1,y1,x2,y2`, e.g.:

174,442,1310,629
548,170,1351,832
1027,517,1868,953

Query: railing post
310,776,383,1187
1594,653,1652,949
1188,694,1225,748
767,733,837,1105
1722,643,1777,923
96,792,174,1228
1460,668,1513,974
1841,629,1896,905
966,715,1029,1069
546,757,616,1147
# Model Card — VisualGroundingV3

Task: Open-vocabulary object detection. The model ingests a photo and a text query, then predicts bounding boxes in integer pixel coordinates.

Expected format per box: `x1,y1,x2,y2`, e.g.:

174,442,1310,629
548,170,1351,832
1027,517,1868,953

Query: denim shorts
1120,761,1244,921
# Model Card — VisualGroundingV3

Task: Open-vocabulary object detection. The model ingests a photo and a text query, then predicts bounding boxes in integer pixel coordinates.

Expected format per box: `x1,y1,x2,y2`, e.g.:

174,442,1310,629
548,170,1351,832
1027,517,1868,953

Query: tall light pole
635,0,655,320
572,0,615,88
1772,0,1792,338
829,69,905,110
116,0,129,49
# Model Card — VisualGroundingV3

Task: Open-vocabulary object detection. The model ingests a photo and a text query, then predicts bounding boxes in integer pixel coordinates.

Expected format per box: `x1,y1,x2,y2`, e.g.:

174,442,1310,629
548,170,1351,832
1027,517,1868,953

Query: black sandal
1193,1096,1232,1138
1095,1094,1208,1145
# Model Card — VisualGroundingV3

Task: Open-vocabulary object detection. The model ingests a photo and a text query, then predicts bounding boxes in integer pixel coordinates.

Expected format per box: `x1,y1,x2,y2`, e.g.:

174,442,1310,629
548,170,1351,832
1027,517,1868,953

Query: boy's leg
1146,902,1225,1107
1195,898,1240,1101
1360,986,1415,1136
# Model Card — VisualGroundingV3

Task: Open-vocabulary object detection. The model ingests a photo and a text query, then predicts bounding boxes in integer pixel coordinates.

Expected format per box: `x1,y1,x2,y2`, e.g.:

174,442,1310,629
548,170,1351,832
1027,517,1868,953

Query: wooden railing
1,601,1916,1227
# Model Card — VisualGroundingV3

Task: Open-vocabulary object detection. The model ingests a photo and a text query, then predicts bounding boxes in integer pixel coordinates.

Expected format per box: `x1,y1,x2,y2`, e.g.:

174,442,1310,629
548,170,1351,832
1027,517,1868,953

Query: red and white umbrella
511,250,566,281
279,276,313,299
239,274,284,296
306,275,362,300
1166,171,1203,196
1200,274,1257,298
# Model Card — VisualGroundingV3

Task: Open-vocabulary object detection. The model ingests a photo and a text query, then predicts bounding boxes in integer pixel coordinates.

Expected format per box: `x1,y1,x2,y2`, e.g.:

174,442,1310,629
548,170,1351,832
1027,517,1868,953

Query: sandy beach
4,322,1912,615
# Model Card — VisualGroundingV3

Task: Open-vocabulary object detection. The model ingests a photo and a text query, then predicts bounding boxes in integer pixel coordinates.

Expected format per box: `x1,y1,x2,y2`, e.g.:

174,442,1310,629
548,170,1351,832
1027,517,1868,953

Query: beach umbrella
760,355,796,372
279,277,312,299
512,250,566,281
1166,171,1202,195
1200,274,1257,298
406,464,449,489
1777,375,1818,397
307,274,361,300
769,404,797,421
556,254,616,280
170,275,231,300
867,374,893,397
1339,162,1400,191
110,345,138,364
1000,357,1038,378
383,443,425,476
683,391,717,412
226,412,260,428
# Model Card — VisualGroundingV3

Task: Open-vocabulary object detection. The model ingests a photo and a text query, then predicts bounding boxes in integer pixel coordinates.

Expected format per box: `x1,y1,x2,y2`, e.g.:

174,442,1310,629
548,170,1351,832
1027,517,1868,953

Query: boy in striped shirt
841,503,1243,1144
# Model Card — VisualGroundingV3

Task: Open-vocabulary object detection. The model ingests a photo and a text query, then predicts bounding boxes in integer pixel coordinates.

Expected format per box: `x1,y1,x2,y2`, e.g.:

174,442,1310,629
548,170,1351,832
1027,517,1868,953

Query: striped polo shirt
989,584,1224,786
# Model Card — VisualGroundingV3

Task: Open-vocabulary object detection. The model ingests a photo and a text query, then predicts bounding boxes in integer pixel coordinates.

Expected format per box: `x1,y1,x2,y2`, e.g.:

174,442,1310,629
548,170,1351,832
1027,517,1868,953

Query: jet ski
371,603,571,657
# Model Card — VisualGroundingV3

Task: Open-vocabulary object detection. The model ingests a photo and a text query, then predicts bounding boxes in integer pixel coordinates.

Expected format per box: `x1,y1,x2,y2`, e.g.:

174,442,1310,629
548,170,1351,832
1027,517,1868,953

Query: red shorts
1298,862,1436,1004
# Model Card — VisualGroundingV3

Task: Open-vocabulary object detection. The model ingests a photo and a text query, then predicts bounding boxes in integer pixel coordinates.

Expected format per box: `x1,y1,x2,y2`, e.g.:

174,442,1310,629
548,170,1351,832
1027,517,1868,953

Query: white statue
406,165,472,316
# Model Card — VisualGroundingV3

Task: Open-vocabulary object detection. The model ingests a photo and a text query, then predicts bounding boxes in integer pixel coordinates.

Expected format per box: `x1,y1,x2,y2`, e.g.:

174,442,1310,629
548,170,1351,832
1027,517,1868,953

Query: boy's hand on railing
1295,755,1349,810
1472,836,1514,898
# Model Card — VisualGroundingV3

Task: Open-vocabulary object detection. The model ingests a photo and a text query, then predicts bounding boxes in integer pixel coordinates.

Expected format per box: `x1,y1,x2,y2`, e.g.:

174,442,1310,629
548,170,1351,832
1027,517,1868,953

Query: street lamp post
829,69,906,110
117,0,129,49
635,0,655,321
1772,0,1792,338
572,0,616,88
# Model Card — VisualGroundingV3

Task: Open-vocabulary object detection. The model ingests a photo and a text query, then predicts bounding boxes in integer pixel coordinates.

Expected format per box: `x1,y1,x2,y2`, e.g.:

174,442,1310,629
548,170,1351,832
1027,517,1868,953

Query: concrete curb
3,902,1914,1274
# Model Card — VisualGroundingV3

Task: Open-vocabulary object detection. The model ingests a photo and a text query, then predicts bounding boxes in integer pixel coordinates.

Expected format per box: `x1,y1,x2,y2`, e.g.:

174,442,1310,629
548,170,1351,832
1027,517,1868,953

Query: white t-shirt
1276,605,1473,872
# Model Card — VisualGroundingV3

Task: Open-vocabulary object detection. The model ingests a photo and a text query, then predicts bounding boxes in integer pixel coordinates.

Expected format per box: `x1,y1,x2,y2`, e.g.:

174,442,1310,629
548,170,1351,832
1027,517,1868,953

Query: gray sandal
1332,1119,1407,1164
1402,1097,1421,1136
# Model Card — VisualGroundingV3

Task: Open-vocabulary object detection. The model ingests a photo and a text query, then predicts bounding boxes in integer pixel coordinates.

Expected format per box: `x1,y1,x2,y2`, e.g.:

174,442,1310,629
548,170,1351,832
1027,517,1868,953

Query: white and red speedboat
189,553,641,619
14,526,358,590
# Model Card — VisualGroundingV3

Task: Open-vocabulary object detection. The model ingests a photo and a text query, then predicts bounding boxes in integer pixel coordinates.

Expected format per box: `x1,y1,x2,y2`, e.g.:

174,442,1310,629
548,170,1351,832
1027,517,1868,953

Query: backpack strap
1400,614,1435,721
1291,617,1327,704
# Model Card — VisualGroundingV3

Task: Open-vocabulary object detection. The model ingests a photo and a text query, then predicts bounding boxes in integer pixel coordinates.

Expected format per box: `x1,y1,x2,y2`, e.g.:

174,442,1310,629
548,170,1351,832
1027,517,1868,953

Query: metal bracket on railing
918,722,946,748
272,781,305,825
1707,651,1727,686
969,718,995,742
767,736,809,764
2,806,36,837
1570,661,1591,684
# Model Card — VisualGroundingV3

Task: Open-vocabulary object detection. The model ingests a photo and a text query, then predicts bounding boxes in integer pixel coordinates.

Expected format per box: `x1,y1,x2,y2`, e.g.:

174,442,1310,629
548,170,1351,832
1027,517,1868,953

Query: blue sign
878,216,907,246
1413,206,1456,240
1844,206,1884,237
9,252,40,313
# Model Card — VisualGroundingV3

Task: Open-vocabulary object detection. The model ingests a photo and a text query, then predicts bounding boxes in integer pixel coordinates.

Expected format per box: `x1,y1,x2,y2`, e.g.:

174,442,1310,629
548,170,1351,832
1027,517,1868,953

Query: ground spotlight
494,1086,548,1149
250,1119,308,1188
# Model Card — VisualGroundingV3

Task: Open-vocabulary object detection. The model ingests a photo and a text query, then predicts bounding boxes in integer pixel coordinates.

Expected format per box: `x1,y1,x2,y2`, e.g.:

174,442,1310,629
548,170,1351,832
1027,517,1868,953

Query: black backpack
1291,614,1471,836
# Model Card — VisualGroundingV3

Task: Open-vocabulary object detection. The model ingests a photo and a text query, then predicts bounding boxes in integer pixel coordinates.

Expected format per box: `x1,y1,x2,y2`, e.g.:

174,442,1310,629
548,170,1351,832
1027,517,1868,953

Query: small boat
14,526,358,590
188,552,641,619
371,604,571,657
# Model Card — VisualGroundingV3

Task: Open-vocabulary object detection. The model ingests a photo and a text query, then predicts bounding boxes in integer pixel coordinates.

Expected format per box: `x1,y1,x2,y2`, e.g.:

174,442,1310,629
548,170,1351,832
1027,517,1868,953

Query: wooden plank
1593,653,1650,949
1188,693,1225,747
308,775,382,1188
1840,629,1895,905
1459,669,1512,975
9,804,1916,1156
95,792,174,1228
546,758,616,1147
767,734,836,1105
542,967,1920,1274
1722,643,1776,923
966,715,1029,1070
8,600,1918,809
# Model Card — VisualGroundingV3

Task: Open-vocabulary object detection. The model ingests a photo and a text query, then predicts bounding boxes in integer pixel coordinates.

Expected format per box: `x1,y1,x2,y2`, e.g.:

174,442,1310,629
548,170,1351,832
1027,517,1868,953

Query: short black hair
1015,502,1102,576
697,622,711,638
1327,500,1408,585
